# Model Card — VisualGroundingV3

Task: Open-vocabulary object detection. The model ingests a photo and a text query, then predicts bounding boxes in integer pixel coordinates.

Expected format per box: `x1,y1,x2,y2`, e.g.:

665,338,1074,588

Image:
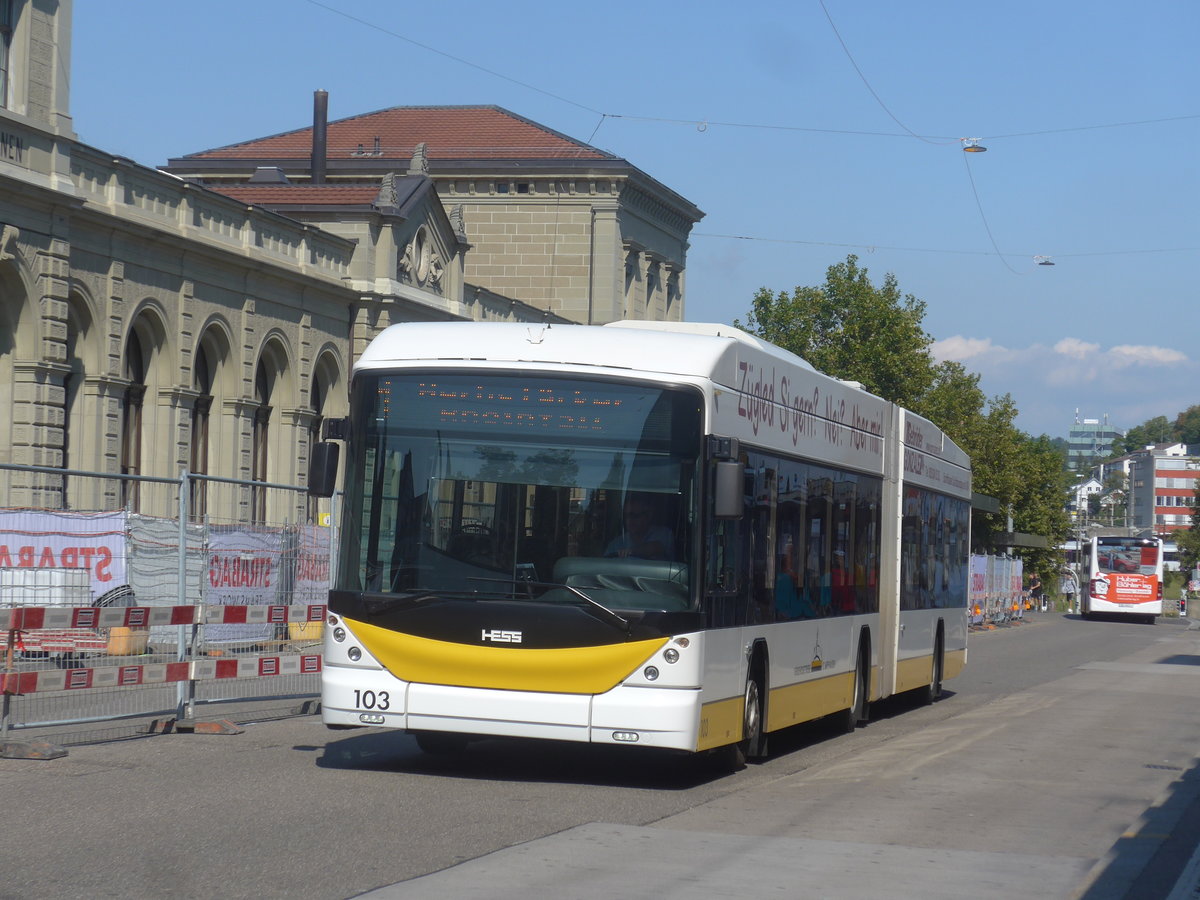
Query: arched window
191,343,213,520
307,376,325,525
62,295,95,500
0,269,20,467
121,334,147,511
251,359,272,522
0,0,17,110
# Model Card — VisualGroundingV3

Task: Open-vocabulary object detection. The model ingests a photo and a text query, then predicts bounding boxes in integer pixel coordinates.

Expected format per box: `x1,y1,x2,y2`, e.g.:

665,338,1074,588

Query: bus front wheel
713,671,764,773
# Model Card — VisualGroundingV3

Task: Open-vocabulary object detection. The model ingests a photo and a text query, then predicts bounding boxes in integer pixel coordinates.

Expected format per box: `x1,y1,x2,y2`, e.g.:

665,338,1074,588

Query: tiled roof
184,106,615,162
210,185,384,206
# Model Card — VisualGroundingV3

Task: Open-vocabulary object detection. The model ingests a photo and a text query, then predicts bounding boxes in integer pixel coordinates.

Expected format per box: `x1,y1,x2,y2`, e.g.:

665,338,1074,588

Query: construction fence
0,463,336,748
969,553,1027,627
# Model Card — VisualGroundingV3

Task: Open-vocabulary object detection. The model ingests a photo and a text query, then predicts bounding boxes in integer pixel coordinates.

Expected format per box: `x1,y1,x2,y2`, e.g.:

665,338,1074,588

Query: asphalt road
1,612,1198,900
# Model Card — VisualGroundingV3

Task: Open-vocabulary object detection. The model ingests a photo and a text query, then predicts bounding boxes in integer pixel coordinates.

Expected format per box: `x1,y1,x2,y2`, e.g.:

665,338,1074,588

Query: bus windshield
336,372,703,611
1094,537,1160,575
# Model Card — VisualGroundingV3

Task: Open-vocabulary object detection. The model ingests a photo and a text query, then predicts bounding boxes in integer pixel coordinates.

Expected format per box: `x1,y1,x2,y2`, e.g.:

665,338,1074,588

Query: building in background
1127,443,1199,534
1067,412,1124,472
0,4,699,521
162,97,703,326
1068,476,1103,521
0,0,359,519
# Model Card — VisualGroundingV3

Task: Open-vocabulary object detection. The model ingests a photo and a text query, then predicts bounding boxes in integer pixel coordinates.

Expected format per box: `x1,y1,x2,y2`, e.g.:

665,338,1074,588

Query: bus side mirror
714,461,743,519
308,442,340,497
322,417,349,440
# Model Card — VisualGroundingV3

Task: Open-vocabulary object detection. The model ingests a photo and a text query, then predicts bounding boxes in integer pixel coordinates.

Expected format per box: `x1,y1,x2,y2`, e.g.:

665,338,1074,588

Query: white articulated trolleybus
310,320,971,766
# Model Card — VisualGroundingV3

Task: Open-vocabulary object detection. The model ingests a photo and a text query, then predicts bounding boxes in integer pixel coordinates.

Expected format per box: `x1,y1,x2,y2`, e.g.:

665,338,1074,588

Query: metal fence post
176,469,194,721
2,627,15,740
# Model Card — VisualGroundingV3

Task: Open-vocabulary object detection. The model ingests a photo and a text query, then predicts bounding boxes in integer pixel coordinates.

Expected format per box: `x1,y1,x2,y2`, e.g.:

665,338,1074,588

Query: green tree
1117,415,1172,455
914,361,985,438
1174,405,1200,445
737,255,934,410
1010,435,1074,575
953,394,1024,547
1098,471,1128,527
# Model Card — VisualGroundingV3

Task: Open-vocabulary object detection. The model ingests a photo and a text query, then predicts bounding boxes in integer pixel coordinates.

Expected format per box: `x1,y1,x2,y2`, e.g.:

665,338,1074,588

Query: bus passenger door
877,405,904,700
706,455,747,627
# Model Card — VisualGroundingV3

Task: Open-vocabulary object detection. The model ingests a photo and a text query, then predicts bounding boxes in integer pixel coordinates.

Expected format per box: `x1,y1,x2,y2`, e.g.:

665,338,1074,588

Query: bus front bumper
322,661,703,752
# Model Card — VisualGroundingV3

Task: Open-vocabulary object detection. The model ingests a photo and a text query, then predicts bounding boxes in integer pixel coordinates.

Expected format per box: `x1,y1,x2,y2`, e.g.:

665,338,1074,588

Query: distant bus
1081,535,1163,623
311,320,971,768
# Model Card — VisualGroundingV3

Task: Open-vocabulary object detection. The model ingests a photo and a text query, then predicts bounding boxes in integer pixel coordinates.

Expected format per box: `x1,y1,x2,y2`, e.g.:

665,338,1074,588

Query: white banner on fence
205,525,283,643
294,525,331,606
0,509,127,599
969,554,987,621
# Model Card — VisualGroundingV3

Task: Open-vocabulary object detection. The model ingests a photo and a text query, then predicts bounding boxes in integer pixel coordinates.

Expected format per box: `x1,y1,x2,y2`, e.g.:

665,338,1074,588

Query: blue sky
71,1,1198,440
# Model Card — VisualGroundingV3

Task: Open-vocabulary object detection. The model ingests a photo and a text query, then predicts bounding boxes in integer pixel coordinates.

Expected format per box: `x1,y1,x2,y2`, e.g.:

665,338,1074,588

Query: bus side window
747,463,777,622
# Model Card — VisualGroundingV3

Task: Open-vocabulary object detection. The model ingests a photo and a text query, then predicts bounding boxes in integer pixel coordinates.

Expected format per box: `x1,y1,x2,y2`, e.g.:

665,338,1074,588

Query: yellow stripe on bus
699,671,859,751
895,655,931,694
697,695,744,751
895,649,966,693
699,649,965,752
346,617,668,694
766,671,855,732
944,648,966,680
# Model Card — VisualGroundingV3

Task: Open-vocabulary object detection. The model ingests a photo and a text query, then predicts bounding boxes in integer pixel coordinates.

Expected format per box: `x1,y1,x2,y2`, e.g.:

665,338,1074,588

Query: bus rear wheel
922,631,944,705
743,676,763,759
841,644,868,733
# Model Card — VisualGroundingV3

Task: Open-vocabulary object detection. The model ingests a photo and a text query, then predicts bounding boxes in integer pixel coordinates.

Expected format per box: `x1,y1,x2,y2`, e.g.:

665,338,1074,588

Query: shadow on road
1077,755,1200,900
310,685,952,791
314,727,729,790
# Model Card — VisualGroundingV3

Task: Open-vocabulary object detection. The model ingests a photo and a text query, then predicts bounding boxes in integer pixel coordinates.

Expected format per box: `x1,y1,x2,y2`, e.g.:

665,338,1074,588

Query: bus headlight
643,666,659,681
332,627,346,642
347,647,362,662
663,648,680,664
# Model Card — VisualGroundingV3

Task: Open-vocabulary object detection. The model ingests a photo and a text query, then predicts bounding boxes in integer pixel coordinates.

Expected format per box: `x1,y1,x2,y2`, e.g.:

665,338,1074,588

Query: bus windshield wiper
554,582,632,635
468,577,631,635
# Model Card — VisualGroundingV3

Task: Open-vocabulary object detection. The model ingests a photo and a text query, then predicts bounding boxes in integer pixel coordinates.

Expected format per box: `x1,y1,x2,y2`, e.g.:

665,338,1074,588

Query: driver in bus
605,494,674,560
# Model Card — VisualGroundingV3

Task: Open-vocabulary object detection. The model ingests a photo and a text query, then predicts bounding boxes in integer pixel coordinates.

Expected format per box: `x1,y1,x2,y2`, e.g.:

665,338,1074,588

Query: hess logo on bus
482,629,523,644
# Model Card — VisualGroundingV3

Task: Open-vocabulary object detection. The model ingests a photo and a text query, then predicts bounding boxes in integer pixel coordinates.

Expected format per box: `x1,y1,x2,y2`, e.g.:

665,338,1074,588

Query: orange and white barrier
1,654,322,695
2,604,326,697
0,604,325,632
